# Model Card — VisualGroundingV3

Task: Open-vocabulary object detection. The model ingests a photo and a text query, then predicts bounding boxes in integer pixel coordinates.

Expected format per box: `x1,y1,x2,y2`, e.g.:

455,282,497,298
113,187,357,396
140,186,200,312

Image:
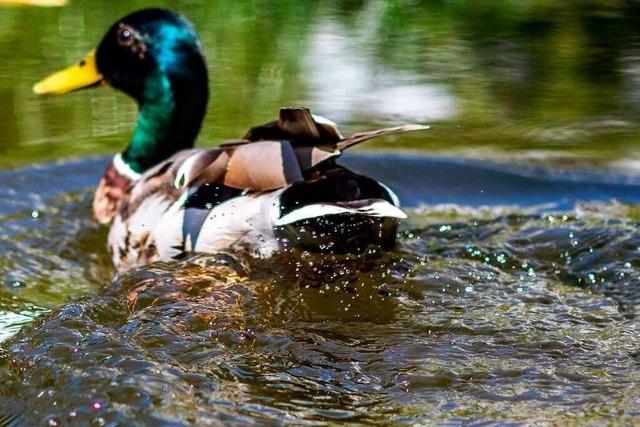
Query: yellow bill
33,49,103,95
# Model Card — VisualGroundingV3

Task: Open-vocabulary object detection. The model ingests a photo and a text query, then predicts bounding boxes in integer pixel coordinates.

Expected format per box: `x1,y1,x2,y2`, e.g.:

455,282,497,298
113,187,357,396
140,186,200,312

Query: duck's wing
174,140,305,192
177,107,428,191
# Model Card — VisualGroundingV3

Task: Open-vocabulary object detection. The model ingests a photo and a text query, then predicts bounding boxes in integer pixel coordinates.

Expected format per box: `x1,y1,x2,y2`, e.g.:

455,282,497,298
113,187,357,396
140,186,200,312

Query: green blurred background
2,0,640,169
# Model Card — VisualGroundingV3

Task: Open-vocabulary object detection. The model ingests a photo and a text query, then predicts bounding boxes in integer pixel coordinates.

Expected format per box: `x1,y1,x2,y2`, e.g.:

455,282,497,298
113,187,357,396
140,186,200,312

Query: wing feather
131,108,428,197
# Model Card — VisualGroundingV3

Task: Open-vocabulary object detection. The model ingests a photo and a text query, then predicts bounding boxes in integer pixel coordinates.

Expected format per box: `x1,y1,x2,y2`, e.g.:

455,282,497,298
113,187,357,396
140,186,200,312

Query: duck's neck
119,67,209,176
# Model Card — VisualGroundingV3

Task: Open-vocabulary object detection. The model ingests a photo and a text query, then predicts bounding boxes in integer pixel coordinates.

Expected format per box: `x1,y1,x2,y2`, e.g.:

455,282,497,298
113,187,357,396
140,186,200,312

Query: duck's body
34,9,426,271
100,108,414,271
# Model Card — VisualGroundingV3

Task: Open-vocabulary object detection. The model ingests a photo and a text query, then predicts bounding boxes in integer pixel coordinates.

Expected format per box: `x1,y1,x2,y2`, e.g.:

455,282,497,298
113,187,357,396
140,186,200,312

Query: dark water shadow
342,153,640,209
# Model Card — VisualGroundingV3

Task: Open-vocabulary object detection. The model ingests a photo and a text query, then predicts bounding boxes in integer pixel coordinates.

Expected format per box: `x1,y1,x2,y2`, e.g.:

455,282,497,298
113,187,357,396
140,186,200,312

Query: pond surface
1,0,640,425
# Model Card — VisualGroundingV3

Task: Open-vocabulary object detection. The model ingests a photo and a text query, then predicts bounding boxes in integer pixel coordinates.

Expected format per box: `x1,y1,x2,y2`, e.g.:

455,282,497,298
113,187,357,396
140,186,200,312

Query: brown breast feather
92,163,133,224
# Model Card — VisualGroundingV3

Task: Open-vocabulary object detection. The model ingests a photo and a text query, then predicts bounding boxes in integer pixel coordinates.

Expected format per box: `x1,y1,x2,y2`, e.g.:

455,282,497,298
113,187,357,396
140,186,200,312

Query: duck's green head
34,8,209,175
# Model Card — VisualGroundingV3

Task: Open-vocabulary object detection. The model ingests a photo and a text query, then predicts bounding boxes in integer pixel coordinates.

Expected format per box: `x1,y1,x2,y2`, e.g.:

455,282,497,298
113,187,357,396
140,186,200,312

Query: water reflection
1,1,640,165
304,19,457,122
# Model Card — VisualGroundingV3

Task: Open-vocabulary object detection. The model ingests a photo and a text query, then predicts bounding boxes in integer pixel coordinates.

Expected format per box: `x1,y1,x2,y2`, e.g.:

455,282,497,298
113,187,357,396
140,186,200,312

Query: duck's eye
117,25,135,46
115,23,147,59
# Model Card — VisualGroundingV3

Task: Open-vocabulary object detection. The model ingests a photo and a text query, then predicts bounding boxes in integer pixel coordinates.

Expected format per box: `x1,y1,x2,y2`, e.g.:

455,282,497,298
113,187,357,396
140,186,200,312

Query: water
1,0,640,425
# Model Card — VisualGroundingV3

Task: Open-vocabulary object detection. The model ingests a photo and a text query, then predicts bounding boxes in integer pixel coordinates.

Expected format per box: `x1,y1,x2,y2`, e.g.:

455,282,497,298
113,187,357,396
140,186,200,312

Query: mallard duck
34,8,427,272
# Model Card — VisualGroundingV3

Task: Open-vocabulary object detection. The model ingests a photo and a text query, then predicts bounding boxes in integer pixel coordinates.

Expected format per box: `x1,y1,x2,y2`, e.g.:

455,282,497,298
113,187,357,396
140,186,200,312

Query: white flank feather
274,199,407,226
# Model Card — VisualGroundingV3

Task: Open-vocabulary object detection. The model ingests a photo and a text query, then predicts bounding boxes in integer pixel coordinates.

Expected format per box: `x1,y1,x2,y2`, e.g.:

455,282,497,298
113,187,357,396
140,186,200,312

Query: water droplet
9,280,26,288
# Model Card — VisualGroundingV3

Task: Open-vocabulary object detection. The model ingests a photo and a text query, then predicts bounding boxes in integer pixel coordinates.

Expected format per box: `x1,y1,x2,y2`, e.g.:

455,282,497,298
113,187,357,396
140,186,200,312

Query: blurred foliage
1,0,640,166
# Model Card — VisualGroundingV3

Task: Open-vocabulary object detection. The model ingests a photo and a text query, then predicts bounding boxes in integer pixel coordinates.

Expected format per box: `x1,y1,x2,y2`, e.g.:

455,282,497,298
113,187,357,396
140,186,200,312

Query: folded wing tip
402,124,430,131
